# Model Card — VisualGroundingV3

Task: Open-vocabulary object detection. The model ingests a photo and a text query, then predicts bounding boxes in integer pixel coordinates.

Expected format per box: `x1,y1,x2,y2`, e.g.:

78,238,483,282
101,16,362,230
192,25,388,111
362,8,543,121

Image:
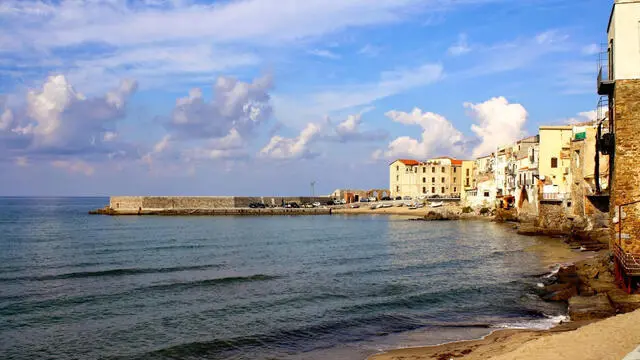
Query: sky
0,0,611,196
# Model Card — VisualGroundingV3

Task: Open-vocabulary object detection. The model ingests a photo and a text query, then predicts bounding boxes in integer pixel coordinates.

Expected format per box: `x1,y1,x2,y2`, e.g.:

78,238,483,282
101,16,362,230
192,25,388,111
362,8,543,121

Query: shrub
462,206,473,214
479,207,491,215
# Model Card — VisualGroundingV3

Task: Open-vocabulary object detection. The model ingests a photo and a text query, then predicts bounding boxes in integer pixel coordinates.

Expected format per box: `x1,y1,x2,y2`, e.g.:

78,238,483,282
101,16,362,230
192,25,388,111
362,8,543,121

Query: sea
0,197,567,360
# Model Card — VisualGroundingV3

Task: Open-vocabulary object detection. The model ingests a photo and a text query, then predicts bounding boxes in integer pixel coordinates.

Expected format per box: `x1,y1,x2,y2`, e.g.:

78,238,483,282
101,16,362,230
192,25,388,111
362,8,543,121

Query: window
431,187,435,193
574,150,580,168
466,178,470,186
441,177,445,183
422,187,426,194
453,177,456,183
519,174,522,186
414,167,418,173
454,187,457,193
432,177,435,183
524,173,527,186
396,186,400,192
441,167,445,173
551,157,558,168
422,177,426,183
466,169,470,176
453,167,457,173
423,167,426,173
484,191,490,197
396,166,399,171
396,175,399,181
432,167,435,173
441,187,445,194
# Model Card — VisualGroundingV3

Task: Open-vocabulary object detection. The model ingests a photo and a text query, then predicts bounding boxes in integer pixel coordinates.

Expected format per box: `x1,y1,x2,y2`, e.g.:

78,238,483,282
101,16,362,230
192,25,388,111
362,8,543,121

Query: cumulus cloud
466,97,527,157
0,75,137,160
333,111,387,142
373,108,465,160
565,110,599,125
259,123,322,160
448,33,471,56
166,74,273,140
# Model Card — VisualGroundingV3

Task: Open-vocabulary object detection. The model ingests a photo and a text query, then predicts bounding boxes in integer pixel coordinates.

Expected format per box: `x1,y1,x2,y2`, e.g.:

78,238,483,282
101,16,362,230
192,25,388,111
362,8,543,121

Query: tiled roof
396,159,420,166
434,156,463,166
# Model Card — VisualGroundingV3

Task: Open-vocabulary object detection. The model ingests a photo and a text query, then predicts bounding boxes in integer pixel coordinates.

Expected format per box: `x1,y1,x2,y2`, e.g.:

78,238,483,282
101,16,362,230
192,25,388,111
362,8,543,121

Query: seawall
92,196,332,216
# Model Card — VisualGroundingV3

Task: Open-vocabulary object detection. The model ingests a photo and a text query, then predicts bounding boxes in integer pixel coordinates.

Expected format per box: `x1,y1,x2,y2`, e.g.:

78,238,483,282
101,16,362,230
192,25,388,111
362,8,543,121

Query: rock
607,289,640,313
543,282,578,301
578,284,596,296
557,265,580,285
568,294,615,321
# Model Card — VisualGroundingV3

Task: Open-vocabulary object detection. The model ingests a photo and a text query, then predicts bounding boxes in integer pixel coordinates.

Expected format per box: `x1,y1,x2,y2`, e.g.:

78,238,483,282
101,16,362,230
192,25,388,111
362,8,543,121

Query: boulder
568,294,615,321
607,289,640,313
557,265,580,285
542,282,578,301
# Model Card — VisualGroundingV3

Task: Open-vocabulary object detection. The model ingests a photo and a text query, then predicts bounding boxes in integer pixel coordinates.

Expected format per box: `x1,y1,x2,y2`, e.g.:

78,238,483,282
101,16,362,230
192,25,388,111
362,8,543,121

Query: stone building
515,135,540,217
598,0,640,260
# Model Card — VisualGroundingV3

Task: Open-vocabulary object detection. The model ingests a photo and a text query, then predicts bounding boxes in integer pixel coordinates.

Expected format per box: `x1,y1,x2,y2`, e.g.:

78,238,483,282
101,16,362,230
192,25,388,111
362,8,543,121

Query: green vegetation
461,206,473,214
479,207,491,215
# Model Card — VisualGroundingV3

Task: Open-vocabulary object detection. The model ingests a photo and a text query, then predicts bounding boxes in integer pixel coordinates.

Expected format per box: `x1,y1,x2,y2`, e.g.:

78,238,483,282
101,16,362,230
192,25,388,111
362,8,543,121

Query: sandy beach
368,309,640,360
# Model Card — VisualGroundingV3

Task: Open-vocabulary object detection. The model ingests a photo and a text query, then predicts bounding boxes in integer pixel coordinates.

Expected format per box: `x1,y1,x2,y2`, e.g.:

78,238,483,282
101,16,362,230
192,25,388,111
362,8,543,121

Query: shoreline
364,235,640,360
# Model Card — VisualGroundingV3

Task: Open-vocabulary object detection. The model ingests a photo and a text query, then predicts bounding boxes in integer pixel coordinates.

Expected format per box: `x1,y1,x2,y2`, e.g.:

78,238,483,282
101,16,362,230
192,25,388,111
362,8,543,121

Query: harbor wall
109,196,331,211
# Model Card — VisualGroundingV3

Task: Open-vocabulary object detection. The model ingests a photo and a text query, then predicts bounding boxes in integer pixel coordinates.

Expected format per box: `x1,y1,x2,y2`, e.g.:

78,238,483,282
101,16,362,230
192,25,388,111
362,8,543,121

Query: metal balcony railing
597,47,614,95
542,192,570,201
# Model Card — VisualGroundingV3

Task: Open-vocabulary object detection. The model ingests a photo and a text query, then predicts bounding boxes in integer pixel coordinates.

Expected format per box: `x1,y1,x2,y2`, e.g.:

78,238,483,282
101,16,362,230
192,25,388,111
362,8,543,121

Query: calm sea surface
0,197,565,360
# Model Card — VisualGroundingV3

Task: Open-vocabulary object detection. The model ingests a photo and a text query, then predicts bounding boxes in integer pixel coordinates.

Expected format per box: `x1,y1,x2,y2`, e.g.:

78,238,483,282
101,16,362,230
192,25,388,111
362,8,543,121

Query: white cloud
358,44,381,57
333,108,387,142
448,33,471,56
167,74,273,139
0,75,137,158
308,49,341,59
466,97,527,157
373,108,465,160
565,109,599,125
582,43,599,55
259,122,322,160
51,160,95,176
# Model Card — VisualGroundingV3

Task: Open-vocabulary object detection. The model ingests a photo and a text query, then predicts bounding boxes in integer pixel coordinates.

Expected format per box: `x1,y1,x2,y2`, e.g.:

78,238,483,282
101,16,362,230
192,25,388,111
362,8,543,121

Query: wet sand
369,310,640,360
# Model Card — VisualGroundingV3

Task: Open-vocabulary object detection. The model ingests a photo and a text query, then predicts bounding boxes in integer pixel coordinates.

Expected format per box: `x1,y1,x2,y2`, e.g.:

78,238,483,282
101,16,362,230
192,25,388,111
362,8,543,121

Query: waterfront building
389,157,467,199
515,135,540,214
538,126,573,200
598,0,640,272
464,153,497,207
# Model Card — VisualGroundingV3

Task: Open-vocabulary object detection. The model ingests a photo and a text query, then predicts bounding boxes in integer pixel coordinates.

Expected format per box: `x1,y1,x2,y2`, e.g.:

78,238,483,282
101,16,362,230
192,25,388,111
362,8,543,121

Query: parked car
312,202,321,207
395,196,402,200
360,198,369,203
327,200,336,206
350,204,360,208
340,199,347,204
380,196,392,201
368,197,377,202
403,196,412,200
285,202,300,208
249,202,266,208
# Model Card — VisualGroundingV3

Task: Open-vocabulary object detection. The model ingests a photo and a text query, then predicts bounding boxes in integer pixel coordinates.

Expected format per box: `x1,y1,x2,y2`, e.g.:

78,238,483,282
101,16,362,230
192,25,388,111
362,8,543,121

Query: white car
312,202,321,207
368,197,377,202
340,199,347,204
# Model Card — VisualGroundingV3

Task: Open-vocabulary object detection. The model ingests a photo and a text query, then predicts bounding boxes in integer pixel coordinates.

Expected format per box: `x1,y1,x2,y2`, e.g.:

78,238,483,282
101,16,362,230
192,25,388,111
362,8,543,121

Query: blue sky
0,0,610,196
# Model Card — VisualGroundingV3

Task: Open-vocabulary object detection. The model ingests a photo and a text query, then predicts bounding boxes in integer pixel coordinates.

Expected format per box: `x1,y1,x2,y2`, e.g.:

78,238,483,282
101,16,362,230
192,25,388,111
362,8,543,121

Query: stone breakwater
90,196,332,216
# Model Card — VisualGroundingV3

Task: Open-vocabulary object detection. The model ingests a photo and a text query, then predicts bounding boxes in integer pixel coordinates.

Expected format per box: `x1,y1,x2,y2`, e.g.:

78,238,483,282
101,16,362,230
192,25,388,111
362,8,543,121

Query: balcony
597,50,614,95
541,192,570,202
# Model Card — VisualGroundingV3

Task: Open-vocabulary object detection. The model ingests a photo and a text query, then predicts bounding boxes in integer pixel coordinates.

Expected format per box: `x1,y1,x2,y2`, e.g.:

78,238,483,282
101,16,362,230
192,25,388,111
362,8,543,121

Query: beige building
389,157,468,199
538,126,573,198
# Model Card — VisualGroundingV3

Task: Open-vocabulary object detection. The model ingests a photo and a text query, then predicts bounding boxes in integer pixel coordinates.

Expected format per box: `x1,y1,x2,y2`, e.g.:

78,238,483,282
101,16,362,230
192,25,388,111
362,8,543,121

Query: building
538,126,573,200
569,123,610,228
389,159,421,198
389,157,468,199
598,0,640,269
464,153,497,207
515,135,540,215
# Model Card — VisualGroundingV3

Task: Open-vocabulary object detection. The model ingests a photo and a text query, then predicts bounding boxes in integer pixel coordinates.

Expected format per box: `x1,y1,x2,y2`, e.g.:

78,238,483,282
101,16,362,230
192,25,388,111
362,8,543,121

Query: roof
540,125,573,131
393,159,420,166
434,156,463,166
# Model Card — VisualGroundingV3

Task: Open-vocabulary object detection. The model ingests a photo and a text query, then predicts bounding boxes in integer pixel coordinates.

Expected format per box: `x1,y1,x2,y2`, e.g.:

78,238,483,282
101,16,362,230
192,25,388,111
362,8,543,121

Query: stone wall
108,196,331,211
536,201,571,233
611,80,640,252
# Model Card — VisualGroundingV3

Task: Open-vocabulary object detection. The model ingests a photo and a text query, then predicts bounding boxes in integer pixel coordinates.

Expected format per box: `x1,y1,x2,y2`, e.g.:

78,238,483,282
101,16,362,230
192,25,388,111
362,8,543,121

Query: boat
429,201,444,208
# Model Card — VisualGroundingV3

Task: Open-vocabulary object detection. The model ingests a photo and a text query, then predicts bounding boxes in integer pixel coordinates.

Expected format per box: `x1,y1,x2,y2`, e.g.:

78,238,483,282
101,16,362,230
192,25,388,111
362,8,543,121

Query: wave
0,274,279,316
492,314,568,330
0,264,224,282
